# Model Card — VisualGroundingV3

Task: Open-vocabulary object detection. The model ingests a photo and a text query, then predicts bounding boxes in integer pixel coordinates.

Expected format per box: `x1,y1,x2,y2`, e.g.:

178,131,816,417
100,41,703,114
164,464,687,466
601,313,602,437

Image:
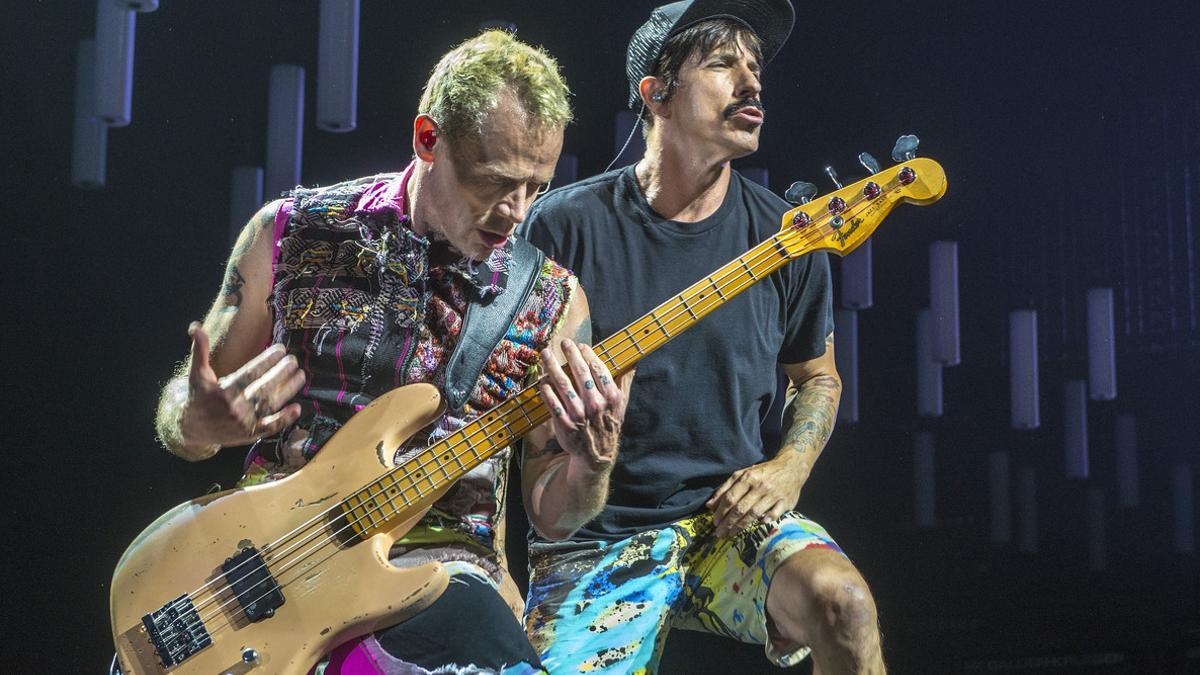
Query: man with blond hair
155,30,627,674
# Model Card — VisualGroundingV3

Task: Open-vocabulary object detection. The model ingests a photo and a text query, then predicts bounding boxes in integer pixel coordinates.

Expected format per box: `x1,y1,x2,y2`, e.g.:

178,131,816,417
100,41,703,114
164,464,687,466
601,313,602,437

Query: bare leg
765,547,885,675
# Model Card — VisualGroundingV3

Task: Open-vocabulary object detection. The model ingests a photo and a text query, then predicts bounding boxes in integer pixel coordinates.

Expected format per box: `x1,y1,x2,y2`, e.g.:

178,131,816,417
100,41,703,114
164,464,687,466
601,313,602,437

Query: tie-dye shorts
524,511,842,673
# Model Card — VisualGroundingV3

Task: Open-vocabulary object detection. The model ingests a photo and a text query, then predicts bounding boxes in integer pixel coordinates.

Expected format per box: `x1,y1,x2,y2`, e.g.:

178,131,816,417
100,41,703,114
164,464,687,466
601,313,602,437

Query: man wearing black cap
517,1,885,673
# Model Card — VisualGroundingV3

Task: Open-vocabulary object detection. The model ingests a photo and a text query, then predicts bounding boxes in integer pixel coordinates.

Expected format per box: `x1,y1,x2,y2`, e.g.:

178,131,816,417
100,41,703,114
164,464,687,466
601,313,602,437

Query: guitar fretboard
338,230,801,538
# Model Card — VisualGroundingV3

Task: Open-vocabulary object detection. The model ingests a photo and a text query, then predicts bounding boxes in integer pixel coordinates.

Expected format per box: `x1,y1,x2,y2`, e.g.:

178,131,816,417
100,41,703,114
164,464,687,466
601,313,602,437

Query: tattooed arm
707,333,841,537
155,200,304,460
522,286,632,541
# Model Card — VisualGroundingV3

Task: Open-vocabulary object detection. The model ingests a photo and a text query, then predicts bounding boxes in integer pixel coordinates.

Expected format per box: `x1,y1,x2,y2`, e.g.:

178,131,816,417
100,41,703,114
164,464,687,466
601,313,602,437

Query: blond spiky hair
418,30,572,144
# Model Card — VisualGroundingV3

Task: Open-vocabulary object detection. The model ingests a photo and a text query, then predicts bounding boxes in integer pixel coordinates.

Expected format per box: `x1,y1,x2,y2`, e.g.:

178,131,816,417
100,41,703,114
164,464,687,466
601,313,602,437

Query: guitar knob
891,134,920,162
858,152,881,175
784,181,818,205
824,165,843,189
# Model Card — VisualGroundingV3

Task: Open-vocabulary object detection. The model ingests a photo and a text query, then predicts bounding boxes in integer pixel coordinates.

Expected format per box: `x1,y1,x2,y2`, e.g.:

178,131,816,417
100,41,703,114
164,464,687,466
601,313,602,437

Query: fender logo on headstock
831,217,862,246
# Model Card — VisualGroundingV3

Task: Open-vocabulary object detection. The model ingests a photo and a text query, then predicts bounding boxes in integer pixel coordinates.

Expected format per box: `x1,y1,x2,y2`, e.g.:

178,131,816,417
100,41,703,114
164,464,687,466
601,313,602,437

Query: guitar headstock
778,157,947,258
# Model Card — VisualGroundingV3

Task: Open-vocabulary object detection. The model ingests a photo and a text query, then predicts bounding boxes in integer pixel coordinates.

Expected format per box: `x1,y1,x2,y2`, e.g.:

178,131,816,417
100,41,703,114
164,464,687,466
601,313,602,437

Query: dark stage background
4,1,1200,672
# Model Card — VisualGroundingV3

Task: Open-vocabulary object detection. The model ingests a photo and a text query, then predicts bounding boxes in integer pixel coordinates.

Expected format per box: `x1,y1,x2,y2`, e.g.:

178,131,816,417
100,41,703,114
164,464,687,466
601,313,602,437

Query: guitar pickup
222,546,285,622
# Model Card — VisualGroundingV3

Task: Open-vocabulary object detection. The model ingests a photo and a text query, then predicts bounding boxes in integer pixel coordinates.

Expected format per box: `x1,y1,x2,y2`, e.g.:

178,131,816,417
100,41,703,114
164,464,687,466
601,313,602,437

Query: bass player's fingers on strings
537,347,584,429
562,339,606,419
580,344,625,416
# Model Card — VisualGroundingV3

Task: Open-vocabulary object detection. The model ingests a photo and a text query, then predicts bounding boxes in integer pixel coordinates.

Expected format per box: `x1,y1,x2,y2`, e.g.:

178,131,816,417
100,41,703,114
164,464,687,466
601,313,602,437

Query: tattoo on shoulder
222,267,246,307
219,207,273,308
574,316,593,345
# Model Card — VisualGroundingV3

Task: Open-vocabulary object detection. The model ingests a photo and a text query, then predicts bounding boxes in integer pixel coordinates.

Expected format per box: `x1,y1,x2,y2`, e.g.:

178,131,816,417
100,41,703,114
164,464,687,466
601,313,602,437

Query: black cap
626,0,795,108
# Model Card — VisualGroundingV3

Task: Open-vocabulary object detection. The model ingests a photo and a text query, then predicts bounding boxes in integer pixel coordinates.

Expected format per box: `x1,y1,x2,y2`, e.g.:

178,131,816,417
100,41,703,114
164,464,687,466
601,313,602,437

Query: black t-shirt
519,165,833,541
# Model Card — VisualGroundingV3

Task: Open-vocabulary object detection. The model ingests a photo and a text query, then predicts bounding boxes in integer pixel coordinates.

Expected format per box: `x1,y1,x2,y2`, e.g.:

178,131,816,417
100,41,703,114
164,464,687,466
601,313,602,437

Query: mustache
724,98,764,118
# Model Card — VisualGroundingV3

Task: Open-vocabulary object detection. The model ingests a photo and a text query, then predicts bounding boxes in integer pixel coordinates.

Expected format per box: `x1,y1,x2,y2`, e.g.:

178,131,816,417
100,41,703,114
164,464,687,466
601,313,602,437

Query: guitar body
111,383,451,675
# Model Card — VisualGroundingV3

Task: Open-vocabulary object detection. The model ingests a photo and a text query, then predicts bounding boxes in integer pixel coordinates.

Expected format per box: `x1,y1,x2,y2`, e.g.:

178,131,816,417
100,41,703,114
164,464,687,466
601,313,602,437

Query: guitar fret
707,277,727,300
772,238,790,259
623,328,645,354
650,313,670,337
679,295,699,320
738,258,759,280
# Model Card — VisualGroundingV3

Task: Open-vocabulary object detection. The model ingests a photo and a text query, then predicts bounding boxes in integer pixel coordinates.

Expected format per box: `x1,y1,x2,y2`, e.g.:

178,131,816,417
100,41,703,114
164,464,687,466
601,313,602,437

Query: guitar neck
592,233,796,377
337,229,813,540
340,157,947,538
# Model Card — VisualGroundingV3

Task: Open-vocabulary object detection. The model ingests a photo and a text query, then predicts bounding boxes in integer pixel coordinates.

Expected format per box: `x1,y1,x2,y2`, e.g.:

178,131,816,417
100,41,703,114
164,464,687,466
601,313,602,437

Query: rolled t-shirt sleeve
778,251,834,364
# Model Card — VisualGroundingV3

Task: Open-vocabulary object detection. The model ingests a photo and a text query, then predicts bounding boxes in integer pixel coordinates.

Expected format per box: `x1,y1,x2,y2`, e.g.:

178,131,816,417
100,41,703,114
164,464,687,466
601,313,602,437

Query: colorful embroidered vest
241,172,574,573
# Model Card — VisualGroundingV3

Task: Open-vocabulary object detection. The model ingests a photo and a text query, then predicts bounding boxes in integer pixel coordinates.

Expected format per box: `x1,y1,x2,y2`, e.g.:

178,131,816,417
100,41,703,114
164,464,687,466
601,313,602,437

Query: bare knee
769,555,878,645
805,565,877,640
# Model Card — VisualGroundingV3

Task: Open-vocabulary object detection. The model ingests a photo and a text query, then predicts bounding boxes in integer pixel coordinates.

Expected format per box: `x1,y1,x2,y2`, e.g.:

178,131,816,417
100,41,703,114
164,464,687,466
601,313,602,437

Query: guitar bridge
142,594,212,667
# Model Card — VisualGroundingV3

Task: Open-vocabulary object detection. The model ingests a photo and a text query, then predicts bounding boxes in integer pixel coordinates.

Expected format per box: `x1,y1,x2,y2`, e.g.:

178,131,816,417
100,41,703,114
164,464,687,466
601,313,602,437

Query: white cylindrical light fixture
1116,414,1138,507
265,64,305,199
1009,309,1040,429
929,241,961,366
1086,287,1117,401
95,0,136,126
1017,466,1038,553
1086,487,1107,571
740,167,768,187
840,240,873,309
1064,379,1089,479
554,153,578,187
72,39,107,189
230,166,264,244
317,0,359,133
613,110,646,169
834,309,858,424
1174,464,1195,554
917,308,943,417
989,451,1012,544
115,0,159,11
914,431,935,528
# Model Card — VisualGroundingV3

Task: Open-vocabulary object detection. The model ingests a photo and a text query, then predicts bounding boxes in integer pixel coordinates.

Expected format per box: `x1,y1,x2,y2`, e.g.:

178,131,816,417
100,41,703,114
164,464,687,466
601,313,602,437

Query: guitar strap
443,237,545,411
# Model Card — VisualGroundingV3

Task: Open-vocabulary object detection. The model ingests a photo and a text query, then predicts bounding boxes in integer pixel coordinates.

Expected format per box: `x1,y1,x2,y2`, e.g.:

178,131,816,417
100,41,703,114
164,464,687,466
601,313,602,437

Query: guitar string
161,166,900,618
158,214,834,657
152,172,913,655
152,166,913,659
153,170,912,656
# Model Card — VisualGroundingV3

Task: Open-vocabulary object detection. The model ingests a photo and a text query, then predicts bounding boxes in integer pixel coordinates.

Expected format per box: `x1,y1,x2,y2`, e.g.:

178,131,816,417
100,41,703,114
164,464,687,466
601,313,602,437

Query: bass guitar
111,156,946,674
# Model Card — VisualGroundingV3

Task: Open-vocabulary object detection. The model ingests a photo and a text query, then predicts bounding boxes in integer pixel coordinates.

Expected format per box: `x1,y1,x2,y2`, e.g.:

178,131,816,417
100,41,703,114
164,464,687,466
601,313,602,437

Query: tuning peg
824,165,843,189
858,152,881,175
891,134,920,162
784,181,818,205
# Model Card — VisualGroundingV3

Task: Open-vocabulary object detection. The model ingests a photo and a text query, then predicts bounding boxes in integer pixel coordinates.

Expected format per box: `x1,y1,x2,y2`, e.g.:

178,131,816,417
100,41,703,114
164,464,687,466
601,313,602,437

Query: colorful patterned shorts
524,511,843,673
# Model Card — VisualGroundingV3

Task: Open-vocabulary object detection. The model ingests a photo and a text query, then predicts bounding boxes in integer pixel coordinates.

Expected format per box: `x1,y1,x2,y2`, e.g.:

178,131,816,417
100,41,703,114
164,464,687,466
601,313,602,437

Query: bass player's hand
536,339,630,471
177,322,306,453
